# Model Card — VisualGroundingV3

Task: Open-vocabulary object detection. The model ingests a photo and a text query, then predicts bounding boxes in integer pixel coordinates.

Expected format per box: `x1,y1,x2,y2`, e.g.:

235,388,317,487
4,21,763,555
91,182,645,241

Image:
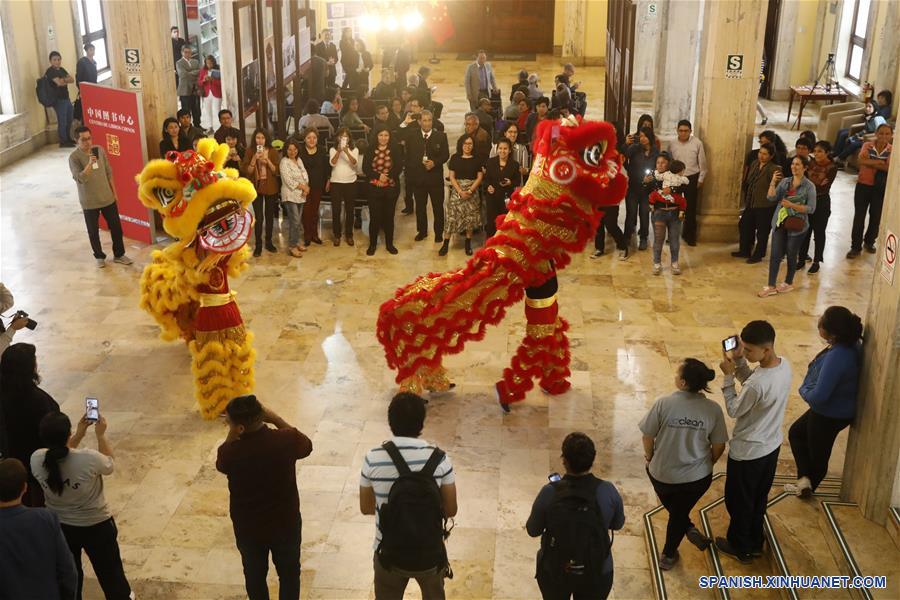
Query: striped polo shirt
359,436,455,548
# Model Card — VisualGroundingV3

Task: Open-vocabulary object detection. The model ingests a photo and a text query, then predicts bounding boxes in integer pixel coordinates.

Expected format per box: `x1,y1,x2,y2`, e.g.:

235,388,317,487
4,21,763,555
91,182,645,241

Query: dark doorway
418,0,554,54
760,0,781,98
605,0,636,134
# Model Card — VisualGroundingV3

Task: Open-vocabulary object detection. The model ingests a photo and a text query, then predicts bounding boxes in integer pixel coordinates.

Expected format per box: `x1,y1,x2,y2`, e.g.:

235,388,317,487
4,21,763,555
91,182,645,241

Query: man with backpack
526,432,625,600
41,51,76,147
359,392,457,599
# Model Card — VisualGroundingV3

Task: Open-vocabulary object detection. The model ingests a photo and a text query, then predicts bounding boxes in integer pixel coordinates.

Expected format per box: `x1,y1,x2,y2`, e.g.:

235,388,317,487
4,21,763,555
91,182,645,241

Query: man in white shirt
717,320,791,564
359,393,457,599
665,120,707,246
0,284,30,354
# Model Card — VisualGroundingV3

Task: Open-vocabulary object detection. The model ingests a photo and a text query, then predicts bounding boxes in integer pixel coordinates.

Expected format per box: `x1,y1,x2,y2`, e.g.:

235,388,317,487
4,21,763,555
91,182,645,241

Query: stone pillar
841,64,900,526
105,0,179,159
631,0,663,102
651,0,703,135
561,0,586,65
692,0,767,243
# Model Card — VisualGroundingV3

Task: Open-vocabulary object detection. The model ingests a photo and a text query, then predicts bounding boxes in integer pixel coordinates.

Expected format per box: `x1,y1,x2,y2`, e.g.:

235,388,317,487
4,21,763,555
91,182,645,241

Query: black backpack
539,476,611,593
376,441,450,573
36,75,56,108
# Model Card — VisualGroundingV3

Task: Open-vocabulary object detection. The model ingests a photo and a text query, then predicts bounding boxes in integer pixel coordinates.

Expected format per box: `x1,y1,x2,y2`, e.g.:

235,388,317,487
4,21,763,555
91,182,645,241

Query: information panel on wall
78,83,156,244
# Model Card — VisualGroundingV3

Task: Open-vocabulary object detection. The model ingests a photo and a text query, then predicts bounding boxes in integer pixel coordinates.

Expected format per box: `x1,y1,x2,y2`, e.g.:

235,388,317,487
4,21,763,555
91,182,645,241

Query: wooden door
484,0,554,53
419,0,554,54
760,0,781,99
604,0,636,134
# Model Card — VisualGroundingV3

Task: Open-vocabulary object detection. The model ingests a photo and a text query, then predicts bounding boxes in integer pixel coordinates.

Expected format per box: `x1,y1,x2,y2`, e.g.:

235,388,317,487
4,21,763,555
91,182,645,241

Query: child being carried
650,160,690,212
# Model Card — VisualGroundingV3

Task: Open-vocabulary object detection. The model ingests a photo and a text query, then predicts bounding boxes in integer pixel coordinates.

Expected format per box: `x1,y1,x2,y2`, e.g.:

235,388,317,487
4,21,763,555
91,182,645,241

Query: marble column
692,0,767,243
631,0,662,102
105,0,178,159
651,0,703,135
561,0,586,65
841,62,900,525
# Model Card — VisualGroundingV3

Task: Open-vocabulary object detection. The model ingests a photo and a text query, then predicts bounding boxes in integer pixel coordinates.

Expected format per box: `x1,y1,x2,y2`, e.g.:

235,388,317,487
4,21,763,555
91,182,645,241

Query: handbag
782,215,805,231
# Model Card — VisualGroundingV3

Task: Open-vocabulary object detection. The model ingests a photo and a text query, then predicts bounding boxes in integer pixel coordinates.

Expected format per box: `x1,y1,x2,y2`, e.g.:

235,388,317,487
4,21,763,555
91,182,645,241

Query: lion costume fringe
376,117,627,410
137,139,257,419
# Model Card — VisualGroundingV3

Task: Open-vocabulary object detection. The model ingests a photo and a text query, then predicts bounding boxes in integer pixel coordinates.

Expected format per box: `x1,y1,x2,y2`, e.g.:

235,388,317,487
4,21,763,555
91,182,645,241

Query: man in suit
307,45,327,103
464,50,498,112
392,40,412,93
176,45,201,127
404,111,449,242
314,29,338,89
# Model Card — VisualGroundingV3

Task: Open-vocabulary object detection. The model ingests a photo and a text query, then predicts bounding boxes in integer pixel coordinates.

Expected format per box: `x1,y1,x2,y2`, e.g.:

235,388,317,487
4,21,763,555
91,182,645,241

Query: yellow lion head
137,138,257,252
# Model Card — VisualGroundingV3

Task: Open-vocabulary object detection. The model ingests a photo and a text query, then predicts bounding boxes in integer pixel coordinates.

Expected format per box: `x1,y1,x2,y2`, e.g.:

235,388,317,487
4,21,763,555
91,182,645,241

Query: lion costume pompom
137,139,257,419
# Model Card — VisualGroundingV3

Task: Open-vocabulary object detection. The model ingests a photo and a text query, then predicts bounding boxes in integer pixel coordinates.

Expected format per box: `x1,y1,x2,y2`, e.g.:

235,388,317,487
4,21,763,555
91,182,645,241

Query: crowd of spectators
0,302,865,599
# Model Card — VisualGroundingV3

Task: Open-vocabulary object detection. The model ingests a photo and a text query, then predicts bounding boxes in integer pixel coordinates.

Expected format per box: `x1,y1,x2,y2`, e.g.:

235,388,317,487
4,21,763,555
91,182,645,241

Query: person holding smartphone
623,127,659,251
328,128,360,246
68,126,132,268
31,411,132,600
734,143,781,263
242,129,281,256
639,359,728,570
483,139,521,238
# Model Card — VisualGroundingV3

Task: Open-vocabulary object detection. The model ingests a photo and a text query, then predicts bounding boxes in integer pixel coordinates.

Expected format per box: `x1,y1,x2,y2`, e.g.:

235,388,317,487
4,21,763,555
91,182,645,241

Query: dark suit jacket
405,129,449,186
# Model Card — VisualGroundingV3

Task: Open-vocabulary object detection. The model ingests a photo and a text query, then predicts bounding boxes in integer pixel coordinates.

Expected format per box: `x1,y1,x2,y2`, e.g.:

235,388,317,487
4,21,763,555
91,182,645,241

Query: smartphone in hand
85,397,100,423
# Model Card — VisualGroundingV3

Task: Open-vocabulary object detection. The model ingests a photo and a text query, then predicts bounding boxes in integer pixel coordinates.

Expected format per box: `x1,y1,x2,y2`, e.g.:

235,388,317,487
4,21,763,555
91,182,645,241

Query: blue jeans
652,209,682,264
283,202,303,247
833,128,850,156
54,98,73,143
837,136,864,161
768,227,802,286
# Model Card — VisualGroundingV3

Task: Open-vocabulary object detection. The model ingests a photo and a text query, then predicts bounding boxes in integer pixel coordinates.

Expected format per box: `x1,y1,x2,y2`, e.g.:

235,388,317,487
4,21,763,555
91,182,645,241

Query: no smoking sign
881,230,897,285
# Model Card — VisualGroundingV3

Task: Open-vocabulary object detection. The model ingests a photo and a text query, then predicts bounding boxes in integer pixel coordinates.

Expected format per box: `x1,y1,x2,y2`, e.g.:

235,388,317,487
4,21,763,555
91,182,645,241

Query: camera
13,310,37,330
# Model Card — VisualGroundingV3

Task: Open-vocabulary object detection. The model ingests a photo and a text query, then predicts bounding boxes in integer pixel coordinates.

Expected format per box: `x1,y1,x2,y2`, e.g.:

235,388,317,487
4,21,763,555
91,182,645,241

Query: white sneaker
617,249,629,261
784,477,812,498
113,255,133,265
671,263,681,275
96,258,106,268
652,263,661,275
590,249,604,259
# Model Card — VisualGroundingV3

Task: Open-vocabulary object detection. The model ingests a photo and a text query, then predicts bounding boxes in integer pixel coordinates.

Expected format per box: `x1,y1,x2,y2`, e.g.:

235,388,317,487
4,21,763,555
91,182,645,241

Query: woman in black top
623,127,660,249
363,127,404,255
354,39,374,95
159,117,190,158
298,127,331,246
339,27,358,91
441,135,484,257
484,139,521,237
0,343,60,507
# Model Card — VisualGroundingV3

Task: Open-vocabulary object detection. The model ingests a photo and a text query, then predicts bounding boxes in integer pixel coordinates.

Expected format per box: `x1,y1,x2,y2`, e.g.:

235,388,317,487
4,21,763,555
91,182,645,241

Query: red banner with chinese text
79,83,154,244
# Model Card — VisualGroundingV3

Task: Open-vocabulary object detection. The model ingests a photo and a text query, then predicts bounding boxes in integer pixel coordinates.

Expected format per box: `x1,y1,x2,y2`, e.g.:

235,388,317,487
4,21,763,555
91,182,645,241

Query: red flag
427,0,454,46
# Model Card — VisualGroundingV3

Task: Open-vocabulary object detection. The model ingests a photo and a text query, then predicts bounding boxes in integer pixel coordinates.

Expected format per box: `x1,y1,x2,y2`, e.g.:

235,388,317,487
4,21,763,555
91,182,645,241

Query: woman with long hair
363,127,403,255
0,343,59,507
280,140,311,257
298,128,330,246
623,126,660,250
758,155,816,298
328,127,359,246
242,128,280,256
198,54,222,132
32,412,132,599
441,134,484,257
640,358,728,570
786,307,863,496
158,117,190,157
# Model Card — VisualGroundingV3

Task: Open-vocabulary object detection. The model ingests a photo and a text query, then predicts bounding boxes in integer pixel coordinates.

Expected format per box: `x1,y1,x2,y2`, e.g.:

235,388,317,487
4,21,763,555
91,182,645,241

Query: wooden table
787,85,848,130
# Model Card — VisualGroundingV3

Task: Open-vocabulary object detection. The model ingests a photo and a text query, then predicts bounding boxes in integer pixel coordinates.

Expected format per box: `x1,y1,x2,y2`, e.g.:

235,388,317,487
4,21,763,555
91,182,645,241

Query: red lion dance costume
376,117,627,410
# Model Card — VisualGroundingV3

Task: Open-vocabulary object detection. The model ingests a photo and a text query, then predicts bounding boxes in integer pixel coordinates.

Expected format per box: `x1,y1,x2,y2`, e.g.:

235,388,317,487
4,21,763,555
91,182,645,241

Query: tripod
813,53,838,92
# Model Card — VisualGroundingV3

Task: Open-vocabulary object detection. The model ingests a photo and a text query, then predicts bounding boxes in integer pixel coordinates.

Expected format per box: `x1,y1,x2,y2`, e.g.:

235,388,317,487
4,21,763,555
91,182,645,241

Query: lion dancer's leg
190,291,256,419
495,274,570,412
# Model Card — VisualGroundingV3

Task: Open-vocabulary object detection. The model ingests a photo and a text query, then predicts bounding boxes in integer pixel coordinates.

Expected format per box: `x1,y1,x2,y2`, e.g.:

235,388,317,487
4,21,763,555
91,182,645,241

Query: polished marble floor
0,53,878,599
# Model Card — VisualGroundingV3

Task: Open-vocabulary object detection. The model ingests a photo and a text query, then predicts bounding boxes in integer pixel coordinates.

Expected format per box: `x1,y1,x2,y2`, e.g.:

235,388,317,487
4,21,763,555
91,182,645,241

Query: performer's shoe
539,379,571,396
427,383,457,395
495,381,512,413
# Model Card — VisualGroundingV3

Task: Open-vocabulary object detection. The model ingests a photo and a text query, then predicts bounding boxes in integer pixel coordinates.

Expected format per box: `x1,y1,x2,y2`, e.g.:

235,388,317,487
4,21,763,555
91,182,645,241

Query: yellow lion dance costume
137,139,257,419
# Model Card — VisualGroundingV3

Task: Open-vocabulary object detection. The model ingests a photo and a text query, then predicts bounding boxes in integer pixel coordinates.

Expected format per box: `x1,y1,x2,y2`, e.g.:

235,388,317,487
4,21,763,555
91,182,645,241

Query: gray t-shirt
639,391,729,484
68,146,116,210
30,448,114,527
